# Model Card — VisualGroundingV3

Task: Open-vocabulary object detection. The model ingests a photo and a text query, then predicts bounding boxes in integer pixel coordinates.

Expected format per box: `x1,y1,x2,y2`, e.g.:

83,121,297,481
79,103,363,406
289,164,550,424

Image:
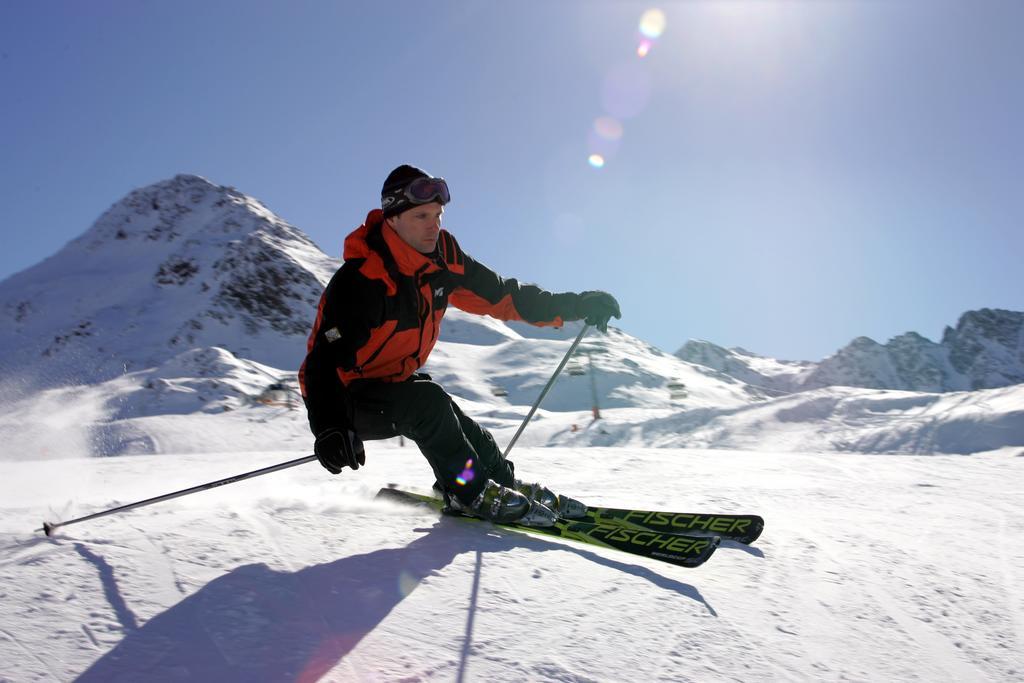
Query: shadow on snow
76,517,716,682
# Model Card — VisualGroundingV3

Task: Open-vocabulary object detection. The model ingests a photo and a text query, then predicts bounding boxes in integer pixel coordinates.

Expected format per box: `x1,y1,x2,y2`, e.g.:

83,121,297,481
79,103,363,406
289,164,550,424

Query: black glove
576,290,621,333
314,428,365,474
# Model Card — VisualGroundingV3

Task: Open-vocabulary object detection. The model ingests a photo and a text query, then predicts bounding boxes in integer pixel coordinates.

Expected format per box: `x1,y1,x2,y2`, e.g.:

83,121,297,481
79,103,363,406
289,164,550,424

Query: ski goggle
404,176,450,204
382,176,450,214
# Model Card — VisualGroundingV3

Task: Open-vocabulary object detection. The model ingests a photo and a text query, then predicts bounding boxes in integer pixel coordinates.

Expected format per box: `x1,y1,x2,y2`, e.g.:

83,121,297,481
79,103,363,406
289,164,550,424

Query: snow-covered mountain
1,175,1020,458
0,174,337,387
939,308,1024,388
0,175,763,456
676,308,1024,394
674,340,814,395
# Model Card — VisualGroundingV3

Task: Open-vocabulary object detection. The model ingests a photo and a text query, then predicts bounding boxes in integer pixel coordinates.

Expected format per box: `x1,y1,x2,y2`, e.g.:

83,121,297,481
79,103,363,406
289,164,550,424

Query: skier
299,165,620,527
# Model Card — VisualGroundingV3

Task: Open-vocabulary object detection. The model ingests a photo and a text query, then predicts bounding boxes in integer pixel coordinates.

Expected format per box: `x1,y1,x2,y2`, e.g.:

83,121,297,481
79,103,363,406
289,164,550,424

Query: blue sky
2,1,1021,361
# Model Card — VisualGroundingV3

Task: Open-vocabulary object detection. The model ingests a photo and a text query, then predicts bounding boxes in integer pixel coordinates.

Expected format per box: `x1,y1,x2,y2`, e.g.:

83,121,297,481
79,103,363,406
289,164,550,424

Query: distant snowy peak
943,308,1024,389
0,175,339,383
674,340,813,394
804,333,950,392
809,309,1024,392
676,309,1024,393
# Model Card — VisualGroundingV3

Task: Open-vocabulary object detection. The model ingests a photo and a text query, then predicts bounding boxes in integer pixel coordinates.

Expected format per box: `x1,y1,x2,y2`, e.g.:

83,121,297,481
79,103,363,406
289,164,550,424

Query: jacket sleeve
447,241,580,327
301,262,382,436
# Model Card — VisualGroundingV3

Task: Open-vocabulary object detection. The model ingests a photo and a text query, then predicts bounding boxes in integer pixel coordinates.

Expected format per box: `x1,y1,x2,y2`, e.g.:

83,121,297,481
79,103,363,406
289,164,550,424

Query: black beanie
381,164,430,219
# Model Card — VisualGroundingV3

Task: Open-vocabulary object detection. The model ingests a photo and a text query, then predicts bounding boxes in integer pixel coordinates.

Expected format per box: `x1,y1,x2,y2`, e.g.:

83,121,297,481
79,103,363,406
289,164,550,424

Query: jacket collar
379,214,443,275
343,209,444,286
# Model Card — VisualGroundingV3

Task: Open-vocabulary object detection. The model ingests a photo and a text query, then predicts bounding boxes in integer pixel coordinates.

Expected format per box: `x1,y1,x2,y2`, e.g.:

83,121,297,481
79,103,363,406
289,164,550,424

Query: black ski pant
348,374,515,505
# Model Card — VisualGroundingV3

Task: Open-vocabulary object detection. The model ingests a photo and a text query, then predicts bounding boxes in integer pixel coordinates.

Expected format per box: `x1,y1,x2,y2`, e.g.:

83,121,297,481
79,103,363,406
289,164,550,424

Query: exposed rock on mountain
676,309,1024,393
0,174,338,385
675,340,814,394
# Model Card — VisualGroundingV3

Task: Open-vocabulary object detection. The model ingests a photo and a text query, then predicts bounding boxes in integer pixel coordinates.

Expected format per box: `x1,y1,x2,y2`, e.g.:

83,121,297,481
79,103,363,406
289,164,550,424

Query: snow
1,440,1022,681
619,384,1024,455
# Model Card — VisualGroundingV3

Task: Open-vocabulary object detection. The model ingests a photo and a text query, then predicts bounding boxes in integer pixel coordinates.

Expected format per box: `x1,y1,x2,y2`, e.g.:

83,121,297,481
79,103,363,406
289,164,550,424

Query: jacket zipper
355,264,432,375
352,324,401,375
412,265,431,365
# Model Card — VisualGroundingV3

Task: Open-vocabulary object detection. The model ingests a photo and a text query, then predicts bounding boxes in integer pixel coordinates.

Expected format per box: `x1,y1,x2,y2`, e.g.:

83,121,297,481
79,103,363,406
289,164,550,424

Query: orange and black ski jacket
300,209,581,435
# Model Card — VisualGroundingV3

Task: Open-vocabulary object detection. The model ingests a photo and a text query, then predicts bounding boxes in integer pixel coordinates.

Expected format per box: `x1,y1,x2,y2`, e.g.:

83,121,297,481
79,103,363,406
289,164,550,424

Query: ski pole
38,454,318,536
502,323,590,459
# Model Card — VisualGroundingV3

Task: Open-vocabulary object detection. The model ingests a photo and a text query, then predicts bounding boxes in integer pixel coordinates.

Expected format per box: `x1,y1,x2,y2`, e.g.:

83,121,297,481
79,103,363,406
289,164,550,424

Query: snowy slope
1,443,1021,681
608,384,1024,455
429,324,760,412
0,310,772,458
3,362,1020,470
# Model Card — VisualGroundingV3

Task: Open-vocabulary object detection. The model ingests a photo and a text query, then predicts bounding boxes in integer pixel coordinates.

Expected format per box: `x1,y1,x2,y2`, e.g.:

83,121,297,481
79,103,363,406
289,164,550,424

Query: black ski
582,506,764,545
376,487,719,569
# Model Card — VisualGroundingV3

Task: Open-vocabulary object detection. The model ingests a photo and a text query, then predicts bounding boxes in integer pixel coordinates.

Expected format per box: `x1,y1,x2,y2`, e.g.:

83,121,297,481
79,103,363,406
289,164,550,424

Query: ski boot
514,479,587,520
449,479,558,527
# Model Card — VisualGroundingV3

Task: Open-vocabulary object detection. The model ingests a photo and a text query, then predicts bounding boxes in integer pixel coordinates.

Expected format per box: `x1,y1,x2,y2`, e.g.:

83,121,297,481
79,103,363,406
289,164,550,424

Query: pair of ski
376,486,763,569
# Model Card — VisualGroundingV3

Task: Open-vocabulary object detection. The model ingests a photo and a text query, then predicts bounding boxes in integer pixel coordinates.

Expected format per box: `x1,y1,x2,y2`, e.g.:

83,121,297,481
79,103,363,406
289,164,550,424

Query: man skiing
299,165,620,527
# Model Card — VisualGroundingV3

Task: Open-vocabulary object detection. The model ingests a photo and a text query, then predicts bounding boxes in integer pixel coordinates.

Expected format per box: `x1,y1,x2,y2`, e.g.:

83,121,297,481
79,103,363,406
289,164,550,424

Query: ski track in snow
0,447,1021,681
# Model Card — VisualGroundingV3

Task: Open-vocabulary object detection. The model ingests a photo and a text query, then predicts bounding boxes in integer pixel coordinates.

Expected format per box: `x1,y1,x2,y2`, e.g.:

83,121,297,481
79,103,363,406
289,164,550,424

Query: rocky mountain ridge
676,308,1024,393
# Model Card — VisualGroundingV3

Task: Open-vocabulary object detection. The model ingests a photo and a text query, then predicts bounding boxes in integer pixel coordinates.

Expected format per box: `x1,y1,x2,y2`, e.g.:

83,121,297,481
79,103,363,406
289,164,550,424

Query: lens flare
639,9,666,39
588,126,620,163
588,154,605,168
593,116,623,141
637,40,652,58
455,458,475,486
